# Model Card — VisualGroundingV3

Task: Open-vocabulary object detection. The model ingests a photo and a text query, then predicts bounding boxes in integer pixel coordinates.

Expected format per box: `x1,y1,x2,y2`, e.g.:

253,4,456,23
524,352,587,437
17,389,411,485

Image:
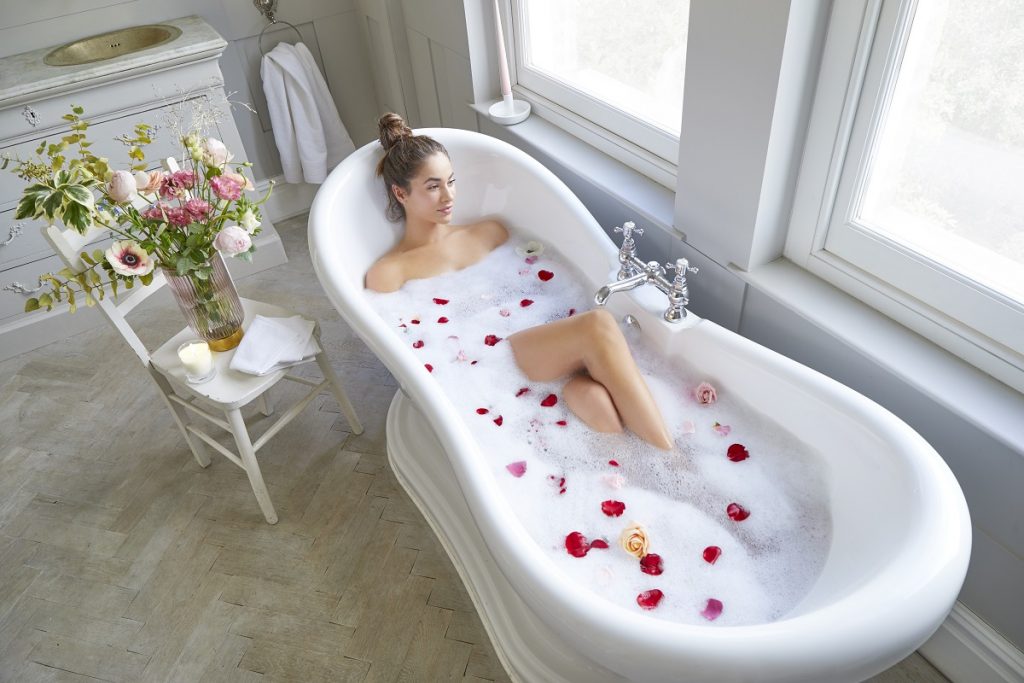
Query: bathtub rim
309,128,972,679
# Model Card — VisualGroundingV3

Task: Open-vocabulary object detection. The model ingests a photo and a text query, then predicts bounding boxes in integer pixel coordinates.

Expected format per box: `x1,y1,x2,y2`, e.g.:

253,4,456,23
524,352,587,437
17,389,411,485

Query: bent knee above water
578,309,627,350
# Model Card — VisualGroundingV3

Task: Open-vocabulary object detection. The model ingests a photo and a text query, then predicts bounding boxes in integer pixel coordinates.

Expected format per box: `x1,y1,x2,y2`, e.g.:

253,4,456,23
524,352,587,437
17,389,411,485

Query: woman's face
393,152,456,224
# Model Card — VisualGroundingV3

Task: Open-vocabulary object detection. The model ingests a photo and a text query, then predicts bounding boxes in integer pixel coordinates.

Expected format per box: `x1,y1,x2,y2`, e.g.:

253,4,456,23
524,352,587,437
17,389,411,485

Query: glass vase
163,252,245,351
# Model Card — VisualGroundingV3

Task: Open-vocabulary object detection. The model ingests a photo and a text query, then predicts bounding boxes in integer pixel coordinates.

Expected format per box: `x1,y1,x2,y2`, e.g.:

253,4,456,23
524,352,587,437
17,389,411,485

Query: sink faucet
594,221,699,323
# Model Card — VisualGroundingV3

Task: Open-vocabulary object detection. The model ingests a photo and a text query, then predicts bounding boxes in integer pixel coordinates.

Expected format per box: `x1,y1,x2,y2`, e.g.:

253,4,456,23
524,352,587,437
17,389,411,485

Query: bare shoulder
365,255,405,293
465,219,509,248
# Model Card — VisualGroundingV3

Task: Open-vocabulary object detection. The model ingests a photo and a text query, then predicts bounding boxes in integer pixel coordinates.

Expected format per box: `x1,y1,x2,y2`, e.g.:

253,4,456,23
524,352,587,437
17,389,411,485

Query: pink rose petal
602,474,624,489
506,461,527,477
700,598,723,621
499,308,511,317
713,421,731,436
681,420,696,434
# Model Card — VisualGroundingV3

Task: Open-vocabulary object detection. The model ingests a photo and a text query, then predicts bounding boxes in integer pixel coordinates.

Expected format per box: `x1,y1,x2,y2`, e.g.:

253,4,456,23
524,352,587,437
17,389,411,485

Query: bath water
365,236,832,626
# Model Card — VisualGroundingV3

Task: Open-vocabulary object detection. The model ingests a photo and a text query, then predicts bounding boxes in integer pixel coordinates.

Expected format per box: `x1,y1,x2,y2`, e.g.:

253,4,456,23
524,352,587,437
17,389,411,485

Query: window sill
470,101,678,236
738,258,1024,457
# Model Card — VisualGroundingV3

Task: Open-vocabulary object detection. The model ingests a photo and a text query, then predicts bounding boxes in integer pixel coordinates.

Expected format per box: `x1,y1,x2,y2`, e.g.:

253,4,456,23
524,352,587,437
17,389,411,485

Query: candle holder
488,96,531,125
488,0,531,126
177,339,217,384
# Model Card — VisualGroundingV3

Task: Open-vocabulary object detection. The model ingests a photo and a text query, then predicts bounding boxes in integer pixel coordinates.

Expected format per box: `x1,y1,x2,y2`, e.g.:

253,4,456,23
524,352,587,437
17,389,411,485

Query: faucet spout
595,271,648,306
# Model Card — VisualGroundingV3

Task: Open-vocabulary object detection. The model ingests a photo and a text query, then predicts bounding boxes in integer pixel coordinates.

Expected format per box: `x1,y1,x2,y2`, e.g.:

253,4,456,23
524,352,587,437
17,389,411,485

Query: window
509,0,690,171
787,0,1024,389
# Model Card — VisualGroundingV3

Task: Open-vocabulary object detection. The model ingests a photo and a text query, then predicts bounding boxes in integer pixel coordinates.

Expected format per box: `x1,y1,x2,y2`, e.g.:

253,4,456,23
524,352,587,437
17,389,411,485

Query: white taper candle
493,0,514,107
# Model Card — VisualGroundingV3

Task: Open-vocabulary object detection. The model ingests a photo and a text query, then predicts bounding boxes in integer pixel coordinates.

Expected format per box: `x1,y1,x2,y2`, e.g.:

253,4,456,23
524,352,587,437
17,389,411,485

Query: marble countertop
0,15,226,108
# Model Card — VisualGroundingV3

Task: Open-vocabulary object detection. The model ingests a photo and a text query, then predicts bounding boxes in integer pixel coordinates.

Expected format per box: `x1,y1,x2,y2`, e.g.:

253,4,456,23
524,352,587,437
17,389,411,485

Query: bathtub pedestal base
386,389,625,683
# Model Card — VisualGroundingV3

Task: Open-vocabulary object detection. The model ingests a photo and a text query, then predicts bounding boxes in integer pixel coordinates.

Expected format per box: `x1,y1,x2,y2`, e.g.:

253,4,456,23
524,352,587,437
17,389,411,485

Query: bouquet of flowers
2,104,271,315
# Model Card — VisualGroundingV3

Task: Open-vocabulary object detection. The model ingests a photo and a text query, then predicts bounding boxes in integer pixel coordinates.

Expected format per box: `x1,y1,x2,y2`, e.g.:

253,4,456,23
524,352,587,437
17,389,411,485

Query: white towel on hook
260,41,355,184
229,315,320,376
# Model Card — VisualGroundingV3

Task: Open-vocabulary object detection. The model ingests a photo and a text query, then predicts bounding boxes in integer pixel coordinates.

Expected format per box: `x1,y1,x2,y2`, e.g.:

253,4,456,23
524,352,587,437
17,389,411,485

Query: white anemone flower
105,240,155,277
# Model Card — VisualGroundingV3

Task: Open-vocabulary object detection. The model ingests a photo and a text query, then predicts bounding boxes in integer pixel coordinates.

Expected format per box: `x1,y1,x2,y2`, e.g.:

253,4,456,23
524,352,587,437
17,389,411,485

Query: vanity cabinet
0,15,287,360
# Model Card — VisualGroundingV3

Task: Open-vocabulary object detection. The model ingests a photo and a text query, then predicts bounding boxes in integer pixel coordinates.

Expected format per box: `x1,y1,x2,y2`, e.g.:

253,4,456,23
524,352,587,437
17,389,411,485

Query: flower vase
163,252,245,351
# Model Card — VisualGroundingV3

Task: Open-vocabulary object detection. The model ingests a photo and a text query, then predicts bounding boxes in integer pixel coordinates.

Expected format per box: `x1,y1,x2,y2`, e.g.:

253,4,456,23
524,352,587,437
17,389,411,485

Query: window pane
521,0,689,135
858,0,1024,303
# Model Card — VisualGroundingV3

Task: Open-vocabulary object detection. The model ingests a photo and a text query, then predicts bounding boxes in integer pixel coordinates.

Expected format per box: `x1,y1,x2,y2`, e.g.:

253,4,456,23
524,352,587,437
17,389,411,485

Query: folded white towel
260,41,355,184
230,315,320,376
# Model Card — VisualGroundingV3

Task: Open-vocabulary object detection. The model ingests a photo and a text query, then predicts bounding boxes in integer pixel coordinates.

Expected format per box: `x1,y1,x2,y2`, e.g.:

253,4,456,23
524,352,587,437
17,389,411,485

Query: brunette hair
376,112,449,221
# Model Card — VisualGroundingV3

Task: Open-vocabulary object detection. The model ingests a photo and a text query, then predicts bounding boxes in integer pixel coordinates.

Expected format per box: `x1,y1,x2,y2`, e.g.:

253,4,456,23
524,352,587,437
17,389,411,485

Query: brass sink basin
43,24,182,67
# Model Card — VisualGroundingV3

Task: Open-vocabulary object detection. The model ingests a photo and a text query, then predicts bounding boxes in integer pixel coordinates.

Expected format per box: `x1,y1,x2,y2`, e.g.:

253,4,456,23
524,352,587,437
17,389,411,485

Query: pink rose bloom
133,169,164,195
214,225,251,256
223,171,254,191
184,198,211,221
105,240,155,277
106,170,136,203
165,207,191,227
694,382,717,405
142,202,169,221
210,175,242,201
159,170,196,199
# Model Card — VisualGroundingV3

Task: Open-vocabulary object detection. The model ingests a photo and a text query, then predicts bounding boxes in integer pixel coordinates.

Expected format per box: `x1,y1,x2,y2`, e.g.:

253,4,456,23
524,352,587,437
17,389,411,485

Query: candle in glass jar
178,340,213,377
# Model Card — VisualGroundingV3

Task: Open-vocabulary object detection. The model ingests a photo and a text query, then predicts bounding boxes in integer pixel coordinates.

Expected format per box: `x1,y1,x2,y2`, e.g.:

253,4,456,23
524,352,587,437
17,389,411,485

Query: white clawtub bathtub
309,129,971,682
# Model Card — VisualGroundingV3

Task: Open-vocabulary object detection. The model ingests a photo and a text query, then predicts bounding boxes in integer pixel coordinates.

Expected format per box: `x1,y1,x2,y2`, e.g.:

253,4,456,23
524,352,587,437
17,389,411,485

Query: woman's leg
563,373,624,434
508,310,672,450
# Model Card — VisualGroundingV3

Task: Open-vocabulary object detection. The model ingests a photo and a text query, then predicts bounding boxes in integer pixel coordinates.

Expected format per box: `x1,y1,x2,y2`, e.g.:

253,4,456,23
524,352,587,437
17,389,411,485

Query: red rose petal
506,460,527,477
538,270,554,281
471,360,478,365
516,387,530,397
555,420,567,426
608,459,620,467
727,503,750,521
484,334,502,346
437,316,449,324
565,531,589,558
727,443,750,462
700,598,724,621
567,308,576,316
493,415,504,426
702,546,722,564
640,553,664,576
412,340,424,349
424,364,433,373
520,298,534,307
476,408,489,415
601,500,626,517
398,323,407,329
637,589,664,610
411,319,420,325
589,539,609,549
433,297,449,305
540,394,558,407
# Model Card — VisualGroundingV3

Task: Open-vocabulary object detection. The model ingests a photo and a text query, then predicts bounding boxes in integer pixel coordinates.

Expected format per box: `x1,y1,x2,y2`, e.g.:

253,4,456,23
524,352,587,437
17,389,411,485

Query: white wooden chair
41,168,362,524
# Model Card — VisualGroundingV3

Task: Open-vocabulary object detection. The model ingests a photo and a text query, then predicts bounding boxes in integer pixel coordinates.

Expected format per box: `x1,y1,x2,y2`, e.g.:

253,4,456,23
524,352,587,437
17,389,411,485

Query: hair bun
378,112,413,152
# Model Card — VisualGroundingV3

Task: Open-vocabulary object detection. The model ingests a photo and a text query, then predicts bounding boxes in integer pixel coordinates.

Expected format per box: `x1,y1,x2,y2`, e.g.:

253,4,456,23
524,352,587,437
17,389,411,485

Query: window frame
784,0,1024,392
505,0,683,188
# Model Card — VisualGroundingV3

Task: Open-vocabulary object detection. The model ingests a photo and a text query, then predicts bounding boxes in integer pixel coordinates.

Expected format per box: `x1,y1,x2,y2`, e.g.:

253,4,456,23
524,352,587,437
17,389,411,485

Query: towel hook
254,0,303,54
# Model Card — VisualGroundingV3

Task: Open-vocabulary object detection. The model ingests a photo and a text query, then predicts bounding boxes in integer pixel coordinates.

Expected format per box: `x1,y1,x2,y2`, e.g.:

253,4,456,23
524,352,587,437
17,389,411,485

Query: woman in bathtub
366,113,672,450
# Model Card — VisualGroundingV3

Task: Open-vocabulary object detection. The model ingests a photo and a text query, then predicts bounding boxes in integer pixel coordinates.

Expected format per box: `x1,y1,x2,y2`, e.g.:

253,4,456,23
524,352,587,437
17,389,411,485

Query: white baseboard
920,602,1024,683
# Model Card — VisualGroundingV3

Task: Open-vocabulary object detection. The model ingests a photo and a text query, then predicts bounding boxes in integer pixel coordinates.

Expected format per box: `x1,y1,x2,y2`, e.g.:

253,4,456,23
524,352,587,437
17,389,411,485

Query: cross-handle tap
664,257,699,322
613,221,644,280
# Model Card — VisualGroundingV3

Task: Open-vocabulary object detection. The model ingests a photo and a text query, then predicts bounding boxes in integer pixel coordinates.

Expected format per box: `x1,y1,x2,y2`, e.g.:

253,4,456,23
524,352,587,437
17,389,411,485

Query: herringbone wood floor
0,215,947,682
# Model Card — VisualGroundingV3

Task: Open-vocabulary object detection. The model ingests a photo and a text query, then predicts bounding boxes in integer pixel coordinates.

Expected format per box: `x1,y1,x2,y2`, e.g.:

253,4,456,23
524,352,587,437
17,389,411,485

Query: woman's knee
580,309,626,355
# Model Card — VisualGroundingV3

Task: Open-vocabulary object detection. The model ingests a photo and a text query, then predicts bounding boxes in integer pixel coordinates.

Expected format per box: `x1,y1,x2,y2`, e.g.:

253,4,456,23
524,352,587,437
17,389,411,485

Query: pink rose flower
210,175,242,201
105,240,155,277
223,171,254,191
165,207,191,227
133,169,164,195
213,225,251,256
694,382,717,405
184,198,211,221
159,170,196,199
106,170,136,203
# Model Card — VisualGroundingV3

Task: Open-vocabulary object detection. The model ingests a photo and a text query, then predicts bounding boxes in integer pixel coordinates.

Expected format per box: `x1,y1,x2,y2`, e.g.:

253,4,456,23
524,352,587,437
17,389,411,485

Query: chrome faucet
595,221,699,323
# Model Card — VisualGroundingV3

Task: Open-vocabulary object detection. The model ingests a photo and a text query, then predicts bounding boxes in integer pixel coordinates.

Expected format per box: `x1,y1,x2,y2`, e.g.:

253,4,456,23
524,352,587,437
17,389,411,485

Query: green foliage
5,103,268,315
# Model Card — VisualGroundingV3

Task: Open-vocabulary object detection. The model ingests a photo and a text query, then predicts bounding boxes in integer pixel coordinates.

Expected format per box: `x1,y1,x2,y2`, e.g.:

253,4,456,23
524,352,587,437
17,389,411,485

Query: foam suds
365,235,832,626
